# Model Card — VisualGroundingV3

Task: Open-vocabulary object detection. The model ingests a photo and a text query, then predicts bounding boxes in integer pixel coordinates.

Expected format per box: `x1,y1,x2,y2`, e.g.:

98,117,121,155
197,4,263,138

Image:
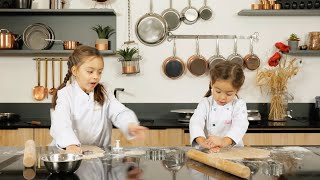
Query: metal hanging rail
167,32,259,41
32,57,68,61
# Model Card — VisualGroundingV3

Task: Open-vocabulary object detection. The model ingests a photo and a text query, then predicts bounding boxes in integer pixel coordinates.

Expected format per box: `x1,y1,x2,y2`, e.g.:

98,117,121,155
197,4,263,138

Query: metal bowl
41,153,83,174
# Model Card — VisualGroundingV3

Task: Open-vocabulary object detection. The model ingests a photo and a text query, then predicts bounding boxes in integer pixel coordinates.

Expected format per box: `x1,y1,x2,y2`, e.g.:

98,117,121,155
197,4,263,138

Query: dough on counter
81,145,105,159
208,147,270,160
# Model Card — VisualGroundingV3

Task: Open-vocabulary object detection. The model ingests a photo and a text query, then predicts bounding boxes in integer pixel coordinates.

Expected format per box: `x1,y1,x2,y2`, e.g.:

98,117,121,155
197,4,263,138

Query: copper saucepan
45,39,80,50
243,37,260,70
187,37,208,76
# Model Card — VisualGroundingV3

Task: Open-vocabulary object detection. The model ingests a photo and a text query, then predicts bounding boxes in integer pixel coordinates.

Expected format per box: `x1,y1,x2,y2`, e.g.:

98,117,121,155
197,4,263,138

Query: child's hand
209,147,221,153
66,145,82,154
205,135,223,148
128,122,148,140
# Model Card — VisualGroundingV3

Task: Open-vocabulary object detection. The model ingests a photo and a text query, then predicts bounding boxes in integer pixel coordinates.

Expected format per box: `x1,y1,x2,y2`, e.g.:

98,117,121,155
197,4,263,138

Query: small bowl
41,153,83,174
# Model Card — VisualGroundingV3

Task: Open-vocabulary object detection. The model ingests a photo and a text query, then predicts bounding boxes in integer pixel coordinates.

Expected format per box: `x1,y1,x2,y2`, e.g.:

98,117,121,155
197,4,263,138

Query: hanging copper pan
243,37,260,70
187,37,208,76
162,38,185,79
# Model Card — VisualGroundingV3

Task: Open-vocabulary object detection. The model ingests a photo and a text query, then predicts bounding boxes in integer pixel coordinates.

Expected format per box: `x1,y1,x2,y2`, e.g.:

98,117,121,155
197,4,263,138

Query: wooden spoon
49,58,56,95
33,58,45,101
44,58,48,98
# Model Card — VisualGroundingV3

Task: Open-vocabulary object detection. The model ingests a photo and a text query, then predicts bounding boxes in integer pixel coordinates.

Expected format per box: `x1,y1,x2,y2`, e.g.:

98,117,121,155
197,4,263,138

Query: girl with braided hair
50,45,147,153
189,61,249,153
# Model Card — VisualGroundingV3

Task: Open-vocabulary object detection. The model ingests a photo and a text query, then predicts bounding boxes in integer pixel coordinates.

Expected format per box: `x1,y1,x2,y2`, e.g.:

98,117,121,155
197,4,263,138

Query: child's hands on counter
66,145,82,154
128,122,148,140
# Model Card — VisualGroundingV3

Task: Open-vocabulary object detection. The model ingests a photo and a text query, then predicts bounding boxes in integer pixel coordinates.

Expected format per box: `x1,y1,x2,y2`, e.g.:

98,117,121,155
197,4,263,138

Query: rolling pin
187,149,251,179
23,140,36,168
23,167,36,180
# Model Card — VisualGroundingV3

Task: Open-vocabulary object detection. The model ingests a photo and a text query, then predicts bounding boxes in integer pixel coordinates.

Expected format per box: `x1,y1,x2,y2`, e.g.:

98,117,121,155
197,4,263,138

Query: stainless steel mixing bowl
41,153,83,174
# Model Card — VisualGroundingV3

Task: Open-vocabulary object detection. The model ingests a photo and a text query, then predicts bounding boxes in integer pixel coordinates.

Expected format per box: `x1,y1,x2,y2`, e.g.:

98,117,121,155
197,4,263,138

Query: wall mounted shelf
238,9,320,16
284,50,320,56
0,50,115,56
0,9,116,57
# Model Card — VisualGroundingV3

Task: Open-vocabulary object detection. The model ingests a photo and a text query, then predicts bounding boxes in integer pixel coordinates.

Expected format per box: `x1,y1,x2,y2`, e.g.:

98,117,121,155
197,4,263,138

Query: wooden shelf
0,9,116,16
238,9,320,16
284,50,320,56
0,50,115,56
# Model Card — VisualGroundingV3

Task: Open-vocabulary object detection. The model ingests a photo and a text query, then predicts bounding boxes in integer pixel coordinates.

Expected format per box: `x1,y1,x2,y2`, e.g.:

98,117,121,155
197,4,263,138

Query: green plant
288,33,300,41
117,47,139,61
91,25,115,39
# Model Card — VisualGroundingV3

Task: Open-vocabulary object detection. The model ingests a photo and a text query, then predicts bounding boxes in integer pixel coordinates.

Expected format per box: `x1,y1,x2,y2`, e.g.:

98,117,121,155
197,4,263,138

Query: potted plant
91,25,115,50
287,33,300,51
117,47,140,74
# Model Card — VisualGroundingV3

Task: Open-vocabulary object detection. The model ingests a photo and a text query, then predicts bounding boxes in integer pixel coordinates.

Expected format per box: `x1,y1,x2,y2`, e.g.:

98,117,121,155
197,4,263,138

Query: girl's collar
73,80,94,100
210,96,234,108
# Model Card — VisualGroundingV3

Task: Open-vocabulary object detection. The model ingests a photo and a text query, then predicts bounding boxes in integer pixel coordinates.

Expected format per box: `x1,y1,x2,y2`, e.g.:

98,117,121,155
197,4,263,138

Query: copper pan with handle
243,37,260,70
187,37,208,76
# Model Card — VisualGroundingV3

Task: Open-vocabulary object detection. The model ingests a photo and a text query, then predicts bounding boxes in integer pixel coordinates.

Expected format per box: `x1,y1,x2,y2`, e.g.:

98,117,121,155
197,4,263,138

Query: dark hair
52,45,107,109
205,61,245,97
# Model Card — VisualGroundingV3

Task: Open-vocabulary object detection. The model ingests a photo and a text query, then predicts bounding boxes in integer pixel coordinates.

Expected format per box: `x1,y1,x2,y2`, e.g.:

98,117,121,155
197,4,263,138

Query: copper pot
0,29,15,49
63,40,79,50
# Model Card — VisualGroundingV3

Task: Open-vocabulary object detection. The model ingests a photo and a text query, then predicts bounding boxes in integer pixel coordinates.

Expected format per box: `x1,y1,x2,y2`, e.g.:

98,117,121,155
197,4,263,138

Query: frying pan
162,38,185,79
161,0,181,31
227,37,244,68
135,0,168,46
208,39,226,69
181,0,199,25
199,0,213,20
187,37,208,76
243,37,260,70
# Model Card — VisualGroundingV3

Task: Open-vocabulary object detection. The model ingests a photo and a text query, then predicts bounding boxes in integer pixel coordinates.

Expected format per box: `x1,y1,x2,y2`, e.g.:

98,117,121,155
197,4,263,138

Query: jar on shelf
308,32,320,50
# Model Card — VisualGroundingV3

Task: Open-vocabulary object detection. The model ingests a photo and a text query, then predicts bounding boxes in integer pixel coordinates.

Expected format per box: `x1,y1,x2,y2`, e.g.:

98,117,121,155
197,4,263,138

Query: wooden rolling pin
187,149,251,179
23,167,36,180
23,140,36,168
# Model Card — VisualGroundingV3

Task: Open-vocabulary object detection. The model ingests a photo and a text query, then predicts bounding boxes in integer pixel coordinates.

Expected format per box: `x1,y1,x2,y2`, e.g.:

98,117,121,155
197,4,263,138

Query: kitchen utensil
23,140,36,168
199,0,213,20
186,149,251,179
135,0,168,46
181,0,199,25
162,149,186,180
23,23,52,50
0,112,20,122
187,37,207,76
33,58,45,101
41,153,83,174
15,0,32,9
45,39,79,50
49,58,57,95
59,58,63,85
25,121,41,125
0,29,21,49
44,58,48,98
208,38,226,69
228,37,244,68
243,37,260,70
23,167,36,180
247,110,261,121
309,32,320,50
162,37,185,79
161,0,181,31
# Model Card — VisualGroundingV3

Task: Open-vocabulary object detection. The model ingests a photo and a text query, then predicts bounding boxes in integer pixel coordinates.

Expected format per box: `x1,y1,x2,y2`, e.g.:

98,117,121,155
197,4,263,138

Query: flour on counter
274,146,311,153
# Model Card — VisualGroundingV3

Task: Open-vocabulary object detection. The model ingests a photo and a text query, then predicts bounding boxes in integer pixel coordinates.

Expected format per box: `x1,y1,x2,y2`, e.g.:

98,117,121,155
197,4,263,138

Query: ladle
49,58,57,95
33,58,45,101
44,58,48,98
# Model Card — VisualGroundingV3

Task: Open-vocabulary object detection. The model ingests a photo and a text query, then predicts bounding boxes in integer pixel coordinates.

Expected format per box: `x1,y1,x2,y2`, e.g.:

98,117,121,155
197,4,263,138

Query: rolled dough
208,147,270,160
81,145,105,159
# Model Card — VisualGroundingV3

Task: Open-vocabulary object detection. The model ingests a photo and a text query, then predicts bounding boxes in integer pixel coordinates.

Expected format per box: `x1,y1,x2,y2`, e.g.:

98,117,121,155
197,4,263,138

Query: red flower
275,42,290,53
268,52,282,67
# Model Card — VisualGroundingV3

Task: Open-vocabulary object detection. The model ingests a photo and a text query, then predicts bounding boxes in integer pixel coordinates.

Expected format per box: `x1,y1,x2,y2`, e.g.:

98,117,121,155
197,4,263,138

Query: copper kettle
0,29,21,49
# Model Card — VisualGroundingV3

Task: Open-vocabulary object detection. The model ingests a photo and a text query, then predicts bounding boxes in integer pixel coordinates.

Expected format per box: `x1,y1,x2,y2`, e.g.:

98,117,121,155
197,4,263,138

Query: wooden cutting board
207,147,271,160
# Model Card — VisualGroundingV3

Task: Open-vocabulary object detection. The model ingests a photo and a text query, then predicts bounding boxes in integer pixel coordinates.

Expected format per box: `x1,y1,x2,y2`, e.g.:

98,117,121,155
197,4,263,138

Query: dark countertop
0,146,320,180
1,117,320,133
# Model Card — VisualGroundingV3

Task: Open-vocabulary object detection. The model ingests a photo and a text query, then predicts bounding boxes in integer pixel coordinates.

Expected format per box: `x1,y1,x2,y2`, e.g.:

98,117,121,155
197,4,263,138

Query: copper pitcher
0,29,14,49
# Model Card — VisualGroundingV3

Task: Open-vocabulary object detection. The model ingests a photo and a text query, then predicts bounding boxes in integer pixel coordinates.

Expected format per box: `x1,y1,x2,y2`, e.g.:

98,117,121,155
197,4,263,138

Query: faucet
114,88,124,100
286,110,293,119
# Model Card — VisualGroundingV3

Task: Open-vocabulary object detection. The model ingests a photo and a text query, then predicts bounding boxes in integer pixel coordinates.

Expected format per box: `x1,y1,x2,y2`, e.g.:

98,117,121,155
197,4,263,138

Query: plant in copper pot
91,25,115,50
287,33,300,51
117,47,140,74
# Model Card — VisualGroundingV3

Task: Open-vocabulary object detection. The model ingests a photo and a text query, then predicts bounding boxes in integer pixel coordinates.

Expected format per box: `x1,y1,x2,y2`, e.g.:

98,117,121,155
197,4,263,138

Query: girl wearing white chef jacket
50,45,147,153
189,61,249,153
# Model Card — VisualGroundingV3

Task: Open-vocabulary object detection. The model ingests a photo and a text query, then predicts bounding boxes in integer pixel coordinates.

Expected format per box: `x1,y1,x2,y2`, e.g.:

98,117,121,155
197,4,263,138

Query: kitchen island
0,146,320,180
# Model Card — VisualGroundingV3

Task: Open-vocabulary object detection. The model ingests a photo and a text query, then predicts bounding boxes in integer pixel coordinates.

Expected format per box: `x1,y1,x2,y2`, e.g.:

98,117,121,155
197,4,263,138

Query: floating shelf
0,9,116,16
284,50,320,56
238,9,320,16
0,50,115,56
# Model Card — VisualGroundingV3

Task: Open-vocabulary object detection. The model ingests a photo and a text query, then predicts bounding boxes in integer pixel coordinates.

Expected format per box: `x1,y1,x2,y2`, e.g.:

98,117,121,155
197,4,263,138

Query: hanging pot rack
32,57,68,61
167,32,259,42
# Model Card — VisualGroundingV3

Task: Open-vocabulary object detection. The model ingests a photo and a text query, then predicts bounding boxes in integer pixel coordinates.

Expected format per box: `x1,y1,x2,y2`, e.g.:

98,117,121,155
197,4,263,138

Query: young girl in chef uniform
189,61,249,153
50,45,147,153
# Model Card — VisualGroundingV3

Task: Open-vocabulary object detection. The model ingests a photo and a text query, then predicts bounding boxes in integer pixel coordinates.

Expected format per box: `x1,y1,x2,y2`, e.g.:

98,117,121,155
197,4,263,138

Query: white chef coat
50,81,139,148
189,96,249,147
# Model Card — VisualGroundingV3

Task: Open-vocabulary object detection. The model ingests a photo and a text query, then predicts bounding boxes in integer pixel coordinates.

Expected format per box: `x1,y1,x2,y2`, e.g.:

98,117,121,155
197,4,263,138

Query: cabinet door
184,133,191,146
0,128,33,146
111,128,184,147
34,128,52,147
243,133,320,146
